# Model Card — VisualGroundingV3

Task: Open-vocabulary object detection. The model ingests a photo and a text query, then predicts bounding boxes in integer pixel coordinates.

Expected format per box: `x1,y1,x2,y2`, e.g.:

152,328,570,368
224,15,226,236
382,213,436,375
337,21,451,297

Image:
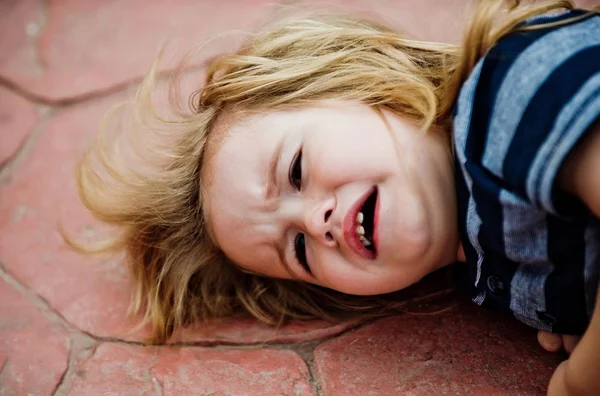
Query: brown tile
314,296,563,396
0,86,39,165
300,0,467,43
3,0,280,102
1,0,594,102
0,278,70,396
0,0,45,83
172,318,359,345
69,343,312,395
0,91,141,340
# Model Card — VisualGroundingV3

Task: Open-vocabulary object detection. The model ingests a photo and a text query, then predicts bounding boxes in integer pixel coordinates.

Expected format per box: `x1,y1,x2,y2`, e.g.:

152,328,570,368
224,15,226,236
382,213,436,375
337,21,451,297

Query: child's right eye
289,149,302,191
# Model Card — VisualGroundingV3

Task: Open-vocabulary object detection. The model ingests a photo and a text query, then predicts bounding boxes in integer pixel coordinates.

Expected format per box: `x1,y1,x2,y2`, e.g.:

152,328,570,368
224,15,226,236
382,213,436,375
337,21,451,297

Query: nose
304,197,336,246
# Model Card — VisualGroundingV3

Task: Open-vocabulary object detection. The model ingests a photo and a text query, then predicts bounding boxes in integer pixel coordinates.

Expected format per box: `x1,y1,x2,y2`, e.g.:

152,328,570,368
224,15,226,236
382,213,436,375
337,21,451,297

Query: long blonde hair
70,0,596,344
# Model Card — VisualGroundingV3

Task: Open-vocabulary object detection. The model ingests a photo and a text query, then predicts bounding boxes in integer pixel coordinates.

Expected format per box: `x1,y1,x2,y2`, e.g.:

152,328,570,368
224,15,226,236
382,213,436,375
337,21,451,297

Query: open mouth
344,186,379,259
356,188,378,252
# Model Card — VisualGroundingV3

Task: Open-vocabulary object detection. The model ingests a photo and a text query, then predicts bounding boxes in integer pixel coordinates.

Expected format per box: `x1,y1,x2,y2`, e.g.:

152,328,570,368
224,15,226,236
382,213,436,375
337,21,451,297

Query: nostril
324,209,332,222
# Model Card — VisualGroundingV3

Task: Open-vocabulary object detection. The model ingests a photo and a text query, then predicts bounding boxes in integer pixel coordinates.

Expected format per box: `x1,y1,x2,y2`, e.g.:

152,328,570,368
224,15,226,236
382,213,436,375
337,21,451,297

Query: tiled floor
1,1,594,395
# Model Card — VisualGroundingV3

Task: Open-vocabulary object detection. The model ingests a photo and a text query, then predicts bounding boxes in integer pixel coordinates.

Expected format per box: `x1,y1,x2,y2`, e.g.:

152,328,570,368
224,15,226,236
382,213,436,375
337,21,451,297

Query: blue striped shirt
453,9,600,334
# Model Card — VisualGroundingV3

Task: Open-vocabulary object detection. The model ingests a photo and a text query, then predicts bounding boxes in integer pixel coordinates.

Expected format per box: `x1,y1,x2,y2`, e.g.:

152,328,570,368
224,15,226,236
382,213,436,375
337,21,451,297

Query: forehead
206,111,280,196
201,111,285,273
204,105,312,196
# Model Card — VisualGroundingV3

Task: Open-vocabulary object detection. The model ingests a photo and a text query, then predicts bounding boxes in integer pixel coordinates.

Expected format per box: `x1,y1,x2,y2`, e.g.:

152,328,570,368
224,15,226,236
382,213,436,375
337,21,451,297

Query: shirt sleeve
524,46,600,216
471,13,600,217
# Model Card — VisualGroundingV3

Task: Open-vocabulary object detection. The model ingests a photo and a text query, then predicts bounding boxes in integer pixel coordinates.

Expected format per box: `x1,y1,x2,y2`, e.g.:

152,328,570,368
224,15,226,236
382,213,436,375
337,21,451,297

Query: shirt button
537,311,557,327
486,276,505,294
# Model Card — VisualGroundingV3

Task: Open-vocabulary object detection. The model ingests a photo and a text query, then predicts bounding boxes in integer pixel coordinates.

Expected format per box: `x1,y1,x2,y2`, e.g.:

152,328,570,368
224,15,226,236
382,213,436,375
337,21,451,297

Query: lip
343,186,378,260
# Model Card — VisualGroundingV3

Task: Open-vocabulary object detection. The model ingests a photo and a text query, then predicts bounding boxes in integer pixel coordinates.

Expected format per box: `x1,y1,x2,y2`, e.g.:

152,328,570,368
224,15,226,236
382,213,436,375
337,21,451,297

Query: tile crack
0,104,51,181
0,261,79,335
0,356,9,379
52,337,97,396
0,65,201,108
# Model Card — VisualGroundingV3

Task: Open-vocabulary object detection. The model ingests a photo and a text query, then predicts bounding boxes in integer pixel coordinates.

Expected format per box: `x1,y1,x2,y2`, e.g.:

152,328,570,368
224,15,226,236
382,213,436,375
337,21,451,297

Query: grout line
0,263,458,394
50,338,72,396
0,259,359,352
0,261,362,351
0,74,140,108
153,377,164,396
288,341,322,396
52,337,98,396
0,255,457,350
0,64,204,109
0,105,52,184
0,256,456,351
152,288,457,350
0,261,82,335
0,261,99,395
0,356,8,380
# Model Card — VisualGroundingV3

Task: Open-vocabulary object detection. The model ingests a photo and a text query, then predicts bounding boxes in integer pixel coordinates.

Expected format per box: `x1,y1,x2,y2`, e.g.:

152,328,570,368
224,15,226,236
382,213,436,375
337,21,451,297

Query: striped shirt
453,9,600,335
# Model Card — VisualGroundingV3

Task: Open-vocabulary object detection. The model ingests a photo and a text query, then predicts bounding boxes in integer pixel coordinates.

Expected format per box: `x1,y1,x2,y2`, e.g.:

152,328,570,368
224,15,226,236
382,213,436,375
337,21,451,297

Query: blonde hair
70,0,596,344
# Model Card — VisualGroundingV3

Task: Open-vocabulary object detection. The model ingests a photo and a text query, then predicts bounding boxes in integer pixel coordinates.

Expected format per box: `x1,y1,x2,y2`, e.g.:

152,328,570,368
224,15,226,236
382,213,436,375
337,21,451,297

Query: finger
538,330,563,352
561,334,581,355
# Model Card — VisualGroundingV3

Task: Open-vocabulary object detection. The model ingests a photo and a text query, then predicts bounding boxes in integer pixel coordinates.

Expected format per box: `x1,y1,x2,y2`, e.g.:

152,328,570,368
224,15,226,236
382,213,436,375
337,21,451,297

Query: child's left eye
289,149,302,191
294,233,311,275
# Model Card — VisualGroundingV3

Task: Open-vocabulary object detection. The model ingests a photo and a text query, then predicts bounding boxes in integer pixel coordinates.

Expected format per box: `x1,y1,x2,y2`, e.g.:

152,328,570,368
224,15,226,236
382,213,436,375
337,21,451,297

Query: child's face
203,101,459,295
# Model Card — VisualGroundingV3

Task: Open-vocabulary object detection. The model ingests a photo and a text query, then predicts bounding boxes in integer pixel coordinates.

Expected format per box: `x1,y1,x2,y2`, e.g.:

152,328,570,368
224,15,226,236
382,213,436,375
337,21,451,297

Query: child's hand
537,331,580,354
546,289,600,396
547,355,599,396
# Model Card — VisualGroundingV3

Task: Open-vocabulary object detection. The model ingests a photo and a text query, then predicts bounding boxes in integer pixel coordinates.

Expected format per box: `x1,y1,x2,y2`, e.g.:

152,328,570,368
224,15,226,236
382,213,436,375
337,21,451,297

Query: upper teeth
355,212,371,247
356,212,364,224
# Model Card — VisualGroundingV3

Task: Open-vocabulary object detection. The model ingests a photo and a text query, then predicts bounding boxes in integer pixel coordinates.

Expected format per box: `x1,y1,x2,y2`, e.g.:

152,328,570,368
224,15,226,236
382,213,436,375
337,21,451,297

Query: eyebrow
265,137,285,201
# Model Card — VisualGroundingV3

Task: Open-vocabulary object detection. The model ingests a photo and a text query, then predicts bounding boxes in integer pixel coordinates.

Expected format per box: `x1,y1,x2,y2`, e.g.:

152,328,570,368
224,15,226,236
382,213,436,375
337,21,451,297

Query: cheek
309,132,397,179
313,250,404,295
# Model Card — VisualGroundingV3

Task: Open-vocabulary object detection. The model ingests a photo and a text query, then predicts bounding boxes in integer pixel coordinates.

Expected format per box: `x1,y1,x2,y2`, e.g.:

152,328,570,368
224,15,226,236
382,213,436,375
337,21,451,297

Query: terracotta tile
0,90,140,337
172,318,358,345
67,343,157,395
1,0,471,103
300,0,468,43
0,278,70,396
155,347,312,395
2,0,280,102
314,296,563,396
321,0,597,44
69,342,312,395
1,0,595,102
0,86,39,165
0,0,44,83
172,269,453,344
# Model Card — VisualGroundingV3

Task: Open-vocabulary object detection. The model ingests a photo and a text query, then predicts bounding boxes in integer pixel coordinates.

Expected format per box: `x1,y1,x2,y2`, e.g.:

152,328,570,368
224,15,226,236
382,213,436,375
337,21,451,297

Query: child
74,0,600,393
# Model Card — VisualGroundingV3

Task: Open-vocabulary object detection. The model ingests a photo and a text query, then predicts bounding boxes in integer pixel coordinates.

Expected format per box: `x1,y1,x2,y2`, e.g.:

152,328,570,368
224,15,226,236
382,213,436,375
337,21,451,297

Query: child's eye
293,233,311,275
289,149,302,191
